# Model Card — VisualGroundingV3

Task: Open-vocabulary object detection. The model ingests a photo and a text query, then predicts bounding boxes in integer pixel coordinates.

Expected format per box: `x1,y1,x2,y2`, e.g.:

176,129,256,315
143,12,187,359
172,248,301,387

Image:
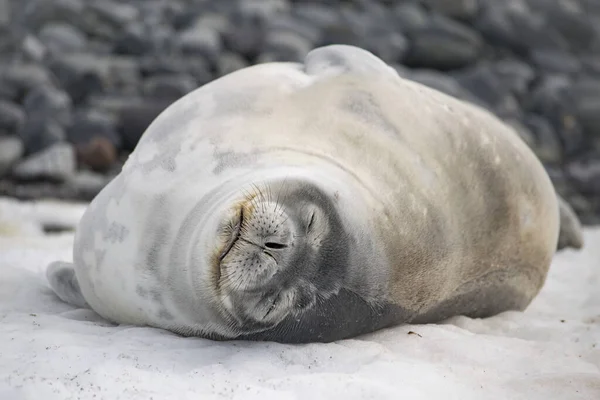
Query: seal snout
217,200,295,293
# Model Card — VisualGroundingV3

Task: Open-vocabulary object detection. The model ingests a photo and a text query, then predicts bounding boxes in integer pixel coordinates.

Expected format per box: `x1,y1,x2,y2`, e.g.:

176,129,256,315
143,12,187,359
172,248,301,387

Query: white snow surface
0,196,598,400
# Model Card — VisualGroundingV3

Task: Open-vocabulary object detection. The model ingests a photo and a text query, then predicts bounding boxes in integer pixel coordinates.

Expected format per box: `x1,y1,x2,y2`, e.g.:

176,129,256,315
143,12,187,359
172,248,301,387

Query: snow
0,196,598,400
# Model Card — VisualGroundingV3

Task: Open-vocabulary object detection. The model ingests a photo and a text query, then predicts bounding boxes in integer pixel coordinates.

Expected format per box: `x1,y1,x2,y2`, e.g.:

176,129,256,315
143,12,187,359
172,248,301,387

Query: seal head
213,179,350,334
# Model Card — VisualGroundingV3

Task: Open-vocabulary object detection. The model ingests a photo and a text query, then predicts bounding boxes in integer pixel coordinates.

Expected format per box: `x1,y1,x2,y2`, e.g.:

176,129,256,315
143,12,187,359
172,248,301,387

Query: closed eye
306,211,316,232
265,242,287,249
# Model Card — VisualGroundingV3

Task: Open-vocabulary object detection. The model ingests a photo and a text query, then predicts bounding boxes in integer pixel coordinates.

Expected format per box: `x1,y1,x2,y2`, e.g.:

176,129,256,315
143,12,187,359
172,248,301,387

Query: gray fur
46,262,89,309
557,195,584,250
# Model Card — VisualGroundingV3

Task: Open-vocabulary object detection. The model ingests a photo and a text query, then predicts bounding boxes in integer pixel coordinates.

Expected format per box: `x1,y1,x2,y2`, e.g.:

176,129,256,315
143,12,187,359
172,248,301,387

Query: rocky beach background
0,0,599,223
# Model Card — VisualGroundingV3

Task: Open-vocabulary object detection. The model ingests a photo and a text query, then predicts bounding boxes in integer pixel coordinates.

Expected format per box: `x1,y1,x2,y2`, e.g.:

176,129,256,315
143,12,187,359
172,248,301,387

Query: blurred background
0,0,599,224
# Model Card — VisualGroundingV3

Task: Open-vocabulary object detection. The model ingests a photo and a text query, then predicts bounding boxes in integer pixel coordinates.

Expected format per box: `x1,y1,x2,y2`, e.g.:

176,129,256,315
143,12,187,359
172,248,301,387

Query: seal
46,45,584,343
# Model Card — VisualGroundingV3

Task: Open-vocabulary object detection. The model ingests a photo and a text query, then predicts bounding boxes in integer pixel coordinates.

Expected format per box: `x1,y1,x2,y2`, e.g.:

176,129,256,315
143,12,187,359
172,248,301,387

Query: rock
0,100,25,134
139,55,213,86
38,22,88,54
19,116,67,155
0,136,23,176
454,62,521,117
360,27,408,64
113,23,155,56
504,118,536,148
392,2,430,32
475,0,569,54
177,22,222,64
570,78,600,142
116,100,172,151
0,0,10,29
566,159,600,195
526,75,572,115
142,74,197,101
0,179,79,202
0,64,54,102
49,53,141,102
21,0,85,30
66,170,111,200
75,136,117,172
67,108,121,148
21,35,47,62
316,6,405,64
292,3,339,29
73,1,138,41
87,95,143,117
530,49,582,75
582,55,600,76
267,14,320,44
217,52,249,77
222,17,266,59
237,0,290,20
404,14,483,70
12,142,76,182
422,0,480,20
492,58,536,99
87,1,139,28
526,75,586,157
523,114,563,164
532,0,595,52
22,86,72,127
261,29,312,62
407,69,479,103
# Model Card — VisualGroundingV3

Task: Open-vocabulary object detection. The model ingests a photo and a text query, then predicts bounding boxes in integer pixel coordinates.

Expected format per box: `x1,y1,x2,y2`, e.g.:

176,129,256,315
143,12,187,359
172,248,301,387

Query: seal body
47,45,578,343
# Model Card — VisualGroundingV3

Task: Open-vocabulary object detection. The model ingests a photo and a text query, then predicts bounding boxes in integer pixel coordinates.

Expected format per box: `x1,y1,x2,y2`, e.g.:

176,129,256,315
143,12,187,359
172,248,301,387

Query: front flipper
557,196,584,251
46,261,89,308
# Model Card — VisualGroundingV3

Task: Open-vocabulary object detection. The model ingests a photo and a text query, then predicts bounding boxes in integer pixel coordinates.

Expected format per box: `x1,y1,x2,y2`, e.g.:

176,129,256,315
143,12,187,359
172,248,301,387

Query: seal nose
218,200,296,292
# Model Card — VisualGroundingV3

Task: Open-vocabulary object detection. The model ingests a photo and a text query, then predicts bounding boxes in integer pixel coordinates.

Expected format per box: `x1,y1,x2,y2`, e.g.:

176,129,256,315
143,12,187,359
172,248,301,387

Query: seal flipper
46,261,89,308
557,195,584,251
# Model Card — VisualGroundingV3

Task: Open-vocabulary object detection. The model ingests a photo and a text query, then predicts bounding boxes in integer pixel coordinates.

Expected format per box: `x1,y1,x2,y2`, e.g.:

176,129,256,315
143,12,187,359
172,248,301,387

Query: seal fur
46,45,583,343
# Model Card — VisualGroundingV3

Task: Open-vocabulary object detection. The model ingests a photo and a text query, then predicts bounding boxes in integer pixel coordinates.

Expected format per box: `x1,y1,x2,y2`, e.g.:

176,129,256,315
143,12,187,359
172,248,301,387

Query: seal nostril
265,242,287,249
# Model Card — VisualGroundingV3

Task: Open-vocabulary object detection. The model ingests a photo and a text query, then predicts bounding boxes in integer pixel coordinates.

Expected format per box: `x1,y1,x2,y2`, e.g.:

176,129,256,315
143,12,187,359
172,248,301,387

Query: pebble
12,142,76,182
50,53,140,102
217,52,249,77
454,62,520,117
530,49,582,75
75,136,118,172
142,74,197,101
22,86,72,127
66,170,112,200
177,22,222,64
0,136,24,177
407,69,477,103
67,108,121,148
261,29,312,62
116,100,172,151
493,58,536,99
0,0,9,29
404,13,483,69
38,22,88,54
422,0,480,21
18,116,67,155
566,159,600,195
570,78,600,141
524,114,563,164
0,100,25,134
475,0,569,54
0,64,54,102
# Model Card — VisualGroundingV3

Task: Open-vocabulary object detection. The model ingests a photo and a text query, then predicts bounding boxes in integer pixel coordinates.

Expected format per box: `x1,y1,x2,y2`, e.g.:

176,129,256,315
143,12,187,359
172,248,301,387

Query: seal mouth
219,208,244,263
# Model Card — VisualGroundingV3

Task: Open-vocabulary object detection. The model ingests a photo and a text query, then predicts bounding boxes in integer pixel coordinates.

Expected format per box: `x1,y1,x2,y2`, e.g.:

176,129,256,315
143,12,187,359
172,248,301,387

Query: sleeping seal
46,45,583,343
